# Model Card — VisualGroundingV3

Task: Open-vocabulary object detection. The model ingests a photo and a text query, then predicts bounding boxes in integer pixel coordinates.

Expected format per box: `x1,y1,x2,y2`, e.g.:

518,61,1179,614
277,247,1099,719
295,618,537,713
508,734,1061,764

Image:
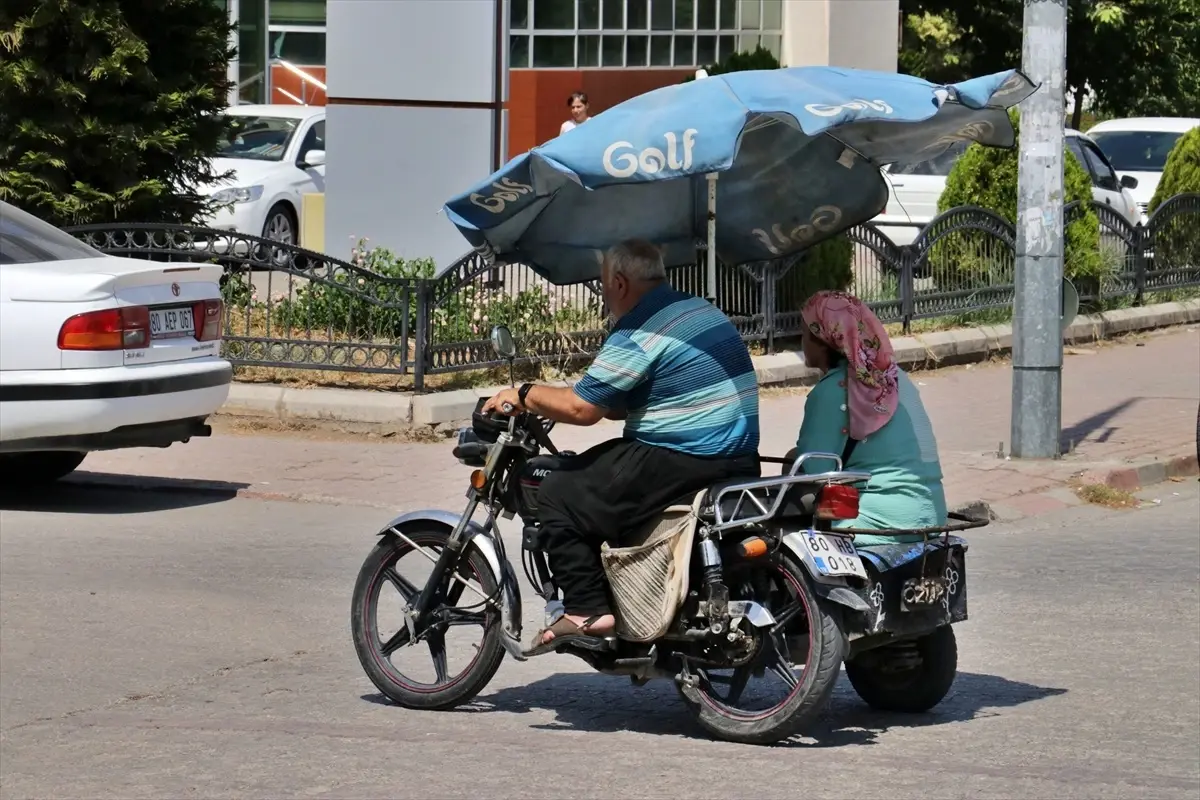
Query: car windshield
0,201,104,265
886,141,970,176
1087,130,1185,172
217,115,301,161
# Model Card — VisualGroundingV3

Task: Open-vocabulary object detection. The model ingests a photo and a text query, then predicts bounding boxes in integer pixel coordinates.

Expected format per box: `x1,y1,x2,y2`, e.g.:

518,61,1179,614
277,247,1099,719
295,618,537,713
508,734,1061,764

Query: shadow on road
0,474,245,514
1061,398,1139,450
362,670,1066,747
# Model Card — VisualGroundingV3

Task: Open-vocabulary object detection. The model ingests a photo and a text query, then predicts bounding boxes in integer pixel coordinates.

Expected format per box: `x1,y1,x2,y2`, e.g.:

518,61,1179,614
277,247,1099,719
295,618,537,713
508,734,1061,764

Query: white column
323,0,506,267
226,0,240,106
781,0,899,73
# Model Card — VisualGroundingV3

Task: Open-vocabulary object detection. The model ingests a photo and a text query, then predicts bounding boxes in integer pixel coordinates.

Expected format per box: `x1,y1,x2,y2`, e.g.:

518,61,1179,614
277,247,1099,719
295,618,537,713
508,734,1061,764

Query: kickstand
675,656,699,690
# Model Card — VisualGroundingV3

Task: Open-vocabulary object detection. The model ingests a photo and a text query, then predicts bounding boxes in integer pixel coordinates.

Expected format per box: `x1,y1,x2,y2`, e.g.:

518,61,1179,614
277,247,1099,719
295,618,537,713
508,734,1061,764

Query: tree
1150,127,1200,212
939,109,1102,281
684,44,782,81
0,0,235,227
898,0,1200,128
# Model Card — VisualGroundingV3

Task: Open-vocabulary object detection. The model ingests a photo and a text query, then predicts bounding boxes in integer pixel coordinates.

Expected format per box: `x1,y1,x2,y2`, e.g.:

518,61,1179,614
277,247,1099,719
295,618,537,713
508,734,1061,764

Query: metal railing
65,193,1200,390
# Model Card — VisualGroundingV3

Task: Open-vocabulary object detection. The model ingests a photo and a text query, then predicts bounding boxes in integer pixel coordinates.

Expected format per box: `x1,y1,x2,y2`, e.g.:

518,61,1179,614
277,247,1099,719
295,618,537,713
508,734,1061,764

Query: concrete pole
1011,0,1067,459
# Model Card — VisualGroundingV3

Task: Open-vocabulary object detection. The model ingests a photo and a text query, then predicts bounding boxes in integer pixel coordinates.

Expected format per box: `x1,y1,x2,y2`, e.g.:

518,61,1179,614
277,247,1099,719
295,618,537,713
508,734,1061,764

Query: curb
57,453,1197,521
219,300,1200,429
1083,453,1200,492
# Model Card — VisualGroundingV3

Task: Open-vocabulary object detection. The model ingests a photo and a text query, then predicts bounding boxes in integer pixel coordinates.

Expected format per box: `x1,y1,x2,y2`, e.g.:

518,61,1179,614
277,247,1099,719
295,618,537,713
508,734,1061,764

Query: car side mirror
1120,174,1138,189
301,149,326,168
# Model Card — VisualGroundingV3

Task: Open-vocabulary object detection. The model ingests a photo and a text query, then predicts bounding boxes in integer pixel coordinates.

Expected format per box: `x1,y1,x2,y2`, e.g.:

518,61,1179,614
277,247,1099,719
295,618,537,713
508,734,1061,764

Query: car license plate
802,532,867,579
149,306,195,339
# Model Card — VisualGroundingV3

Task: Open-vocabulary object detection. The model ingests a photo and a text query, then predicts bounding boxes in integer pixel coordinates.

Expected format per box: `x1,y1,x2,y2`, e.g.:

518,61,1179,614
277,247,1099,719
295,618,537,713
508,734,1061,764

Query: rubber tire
0,452,86,486
845,624,958,713
677,553,847,745
260,203,307,270
350,528,505,711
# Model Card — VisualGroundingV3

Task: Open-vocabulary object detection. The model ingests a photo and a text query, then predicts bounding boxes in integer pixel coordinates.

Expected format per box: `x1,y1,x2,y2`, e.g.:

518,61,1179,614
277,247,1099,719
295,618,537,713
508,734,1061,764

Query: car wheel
260,204,302,270
0,452,87,486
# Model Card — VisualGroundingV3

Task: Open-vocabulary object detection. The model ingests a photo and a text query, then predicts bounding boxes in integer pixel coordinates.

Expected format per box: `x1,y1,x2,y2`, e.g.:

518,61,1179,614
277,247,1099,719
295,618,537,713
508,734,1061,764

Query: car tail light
58,306,150,350
192,299,223,342
816,485,860,521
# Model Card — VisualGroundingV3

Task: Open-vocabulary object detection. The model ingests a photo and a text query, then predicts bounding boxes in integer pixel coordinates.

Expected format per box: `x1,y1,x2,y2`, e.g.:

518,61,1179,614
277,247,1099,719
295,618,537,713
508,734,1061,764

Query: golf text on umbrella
602,129,699,178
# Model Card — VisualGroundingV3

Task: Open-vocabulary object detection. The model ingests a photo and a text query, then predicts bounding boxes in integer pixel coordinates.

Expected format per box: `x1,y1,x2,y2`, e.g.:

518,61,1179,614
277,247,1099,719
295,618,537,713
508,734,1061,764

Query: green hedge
938,109,1102,282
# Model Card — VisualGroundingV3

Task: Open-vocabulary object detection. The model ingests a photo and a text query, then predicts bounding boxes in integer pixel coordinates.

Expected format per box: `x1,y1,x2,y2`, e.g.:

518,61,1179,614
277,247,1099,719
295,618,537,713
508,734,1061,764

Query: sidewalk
77,328,1200,521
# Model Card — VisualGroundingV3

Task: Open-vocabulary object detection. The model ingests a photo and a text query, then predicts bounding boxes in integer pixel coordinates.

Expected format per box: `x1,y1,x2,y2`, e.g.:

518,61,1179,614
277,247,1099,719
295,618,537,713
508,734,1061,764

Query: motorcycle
350,326,988,745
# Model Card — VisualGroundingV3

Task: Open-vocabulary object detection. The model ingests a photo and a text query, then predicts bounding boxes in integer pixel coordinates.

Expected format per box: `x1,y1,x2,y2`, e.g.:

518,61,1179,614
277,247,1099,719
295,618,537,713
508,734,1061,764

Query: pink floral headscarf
801,291,899,440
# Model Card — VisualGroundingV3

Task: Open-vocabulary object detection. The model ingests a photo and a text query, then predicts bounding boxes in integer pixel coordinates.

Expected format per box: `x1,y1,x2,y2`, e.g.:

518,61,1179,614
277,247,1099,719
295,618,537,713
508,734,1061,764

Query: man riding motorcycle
481,239,761,656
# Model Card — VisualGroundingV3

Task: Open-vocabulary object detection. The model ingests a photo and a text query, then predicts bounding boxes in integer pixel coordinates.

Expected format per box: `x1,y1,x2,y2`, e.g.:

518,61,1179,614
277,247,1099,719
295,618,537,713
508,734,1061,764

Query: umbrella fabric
443,66,1036,285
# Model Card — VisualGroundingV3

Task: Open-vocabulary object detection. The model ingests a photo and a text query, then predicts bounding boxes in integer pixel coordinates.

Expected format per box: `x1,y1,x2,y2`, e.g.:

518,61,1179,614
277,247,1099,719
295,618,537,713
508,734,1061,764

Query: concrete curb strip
222,299,1200,428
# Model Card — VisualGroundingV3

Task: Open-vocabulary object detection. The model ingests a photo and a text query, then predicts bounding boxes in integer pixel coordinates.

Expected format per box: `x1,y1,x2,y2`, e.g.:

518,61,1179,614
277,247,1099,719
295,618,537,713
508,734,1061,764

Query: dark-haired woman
560,91,591,135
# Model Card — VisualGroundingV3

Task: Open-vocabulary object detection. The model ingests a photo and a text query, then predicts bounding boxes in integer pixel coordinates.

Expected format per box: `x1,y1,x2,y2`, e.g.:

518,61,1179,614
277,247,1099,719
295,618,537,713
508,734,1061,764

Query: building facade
221,0,899,264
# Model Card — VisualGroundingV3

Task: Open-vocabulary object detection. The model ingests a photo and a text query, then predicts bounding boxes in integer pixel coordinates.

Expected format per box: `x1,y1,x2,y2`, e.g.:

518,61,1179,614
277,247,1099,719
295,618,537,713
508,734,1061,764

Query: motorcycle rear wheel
676,552,846,745
351,527,505,710
844,624,957,713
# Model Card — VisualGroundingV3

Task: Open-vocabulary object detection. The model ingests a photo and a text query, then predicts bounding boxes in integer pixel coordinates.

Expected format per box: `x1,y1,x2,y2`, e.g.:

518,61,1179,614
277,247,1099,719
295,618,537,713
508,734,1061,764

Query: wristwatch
518,382,534,409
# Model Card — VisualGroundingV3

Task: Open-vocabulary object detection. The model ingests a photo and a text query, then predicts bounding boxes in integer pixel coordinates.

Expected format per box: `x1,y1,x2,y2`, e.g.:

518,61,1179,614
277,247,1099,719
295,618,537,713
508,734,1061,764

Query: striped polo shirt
573,284,760,458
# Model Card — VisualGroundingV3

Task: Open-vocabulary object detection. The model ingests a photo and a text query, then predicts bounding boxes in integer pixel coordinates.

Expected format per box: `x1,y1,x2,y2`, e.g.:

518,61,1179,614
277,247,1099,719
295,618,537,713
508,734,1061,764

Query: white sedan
199,104,327,247
0,201,232,485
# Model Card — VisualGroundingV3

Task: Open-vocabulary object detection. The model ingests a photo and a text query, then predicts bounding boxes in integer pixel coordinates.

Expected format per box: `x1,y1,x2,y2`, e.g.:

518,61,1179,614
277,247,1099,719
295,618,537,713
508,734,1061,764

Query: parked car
873,129,1144,245
1086,116,1200,217
0,201,232,485
199,104,327,248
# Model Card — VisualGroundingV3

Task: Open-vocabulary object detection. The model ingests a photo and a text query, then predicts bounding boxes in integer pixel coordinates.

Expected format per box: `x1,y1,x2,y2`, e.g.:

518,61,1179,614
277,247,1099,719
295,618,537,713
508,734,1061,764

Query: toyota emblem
170,282,181,297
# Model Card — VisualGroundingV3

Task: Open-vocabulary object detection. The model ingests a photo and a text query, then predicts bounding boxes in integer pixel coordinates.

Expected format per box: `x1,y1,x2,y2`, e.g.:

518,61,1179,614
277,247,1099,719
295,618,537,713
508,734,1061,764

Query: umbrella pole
705,171,718,305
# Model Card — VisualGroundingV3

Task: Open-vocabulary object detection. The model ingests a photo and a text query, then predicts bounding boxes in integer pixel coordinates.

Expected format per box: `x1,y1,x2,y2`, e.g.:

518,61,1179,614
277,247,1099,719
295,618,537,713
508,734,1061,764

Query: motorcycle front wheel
351,526,505,710
675,552,846,745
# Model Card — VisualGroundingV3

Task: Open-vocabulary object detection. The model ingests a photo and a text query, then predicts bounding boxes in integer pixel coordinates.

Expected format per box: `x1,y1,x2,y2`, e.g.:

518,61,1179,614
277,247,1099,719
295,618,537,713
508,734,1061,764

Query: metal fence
66,193,1200,389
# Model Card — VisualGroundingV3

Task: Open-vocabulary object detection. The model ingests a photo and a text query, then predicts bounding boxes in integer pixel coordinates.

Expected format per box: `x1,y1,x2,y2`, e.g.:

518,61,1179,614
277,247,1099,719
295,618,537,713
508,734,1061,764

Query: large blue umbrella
443,66,1035,298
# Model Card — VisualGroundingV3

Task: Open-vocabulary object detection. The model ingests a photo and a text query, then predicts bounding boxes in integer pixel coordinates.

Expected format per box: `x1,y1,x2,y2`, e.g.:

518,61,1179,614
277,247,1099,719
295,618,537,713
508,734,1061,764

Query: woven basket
600,492,703,642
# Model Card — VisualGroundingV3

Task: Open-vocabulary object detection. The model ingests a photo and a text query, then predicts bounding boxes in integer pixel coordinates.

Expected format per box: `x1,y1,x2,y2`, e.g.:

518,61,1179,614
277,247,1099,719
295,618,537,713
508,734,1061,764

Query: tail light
192,299,223,342
58,306,150,350
816,485,860,521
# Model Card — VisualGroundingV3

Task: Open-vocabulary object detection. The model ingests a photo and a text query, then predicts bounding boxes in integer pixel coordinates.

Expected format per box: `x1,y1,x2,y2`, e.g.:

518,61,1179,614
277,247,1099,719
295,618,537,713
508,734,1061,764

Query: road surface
1,478,1197,799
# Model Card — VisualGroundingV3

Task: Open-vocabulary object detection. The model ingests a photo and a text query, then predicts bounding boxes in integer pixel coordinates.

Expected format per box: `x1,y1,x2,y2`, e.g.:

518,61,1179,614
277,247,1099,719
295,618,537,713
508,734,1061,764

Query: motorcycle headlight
211,185,264,206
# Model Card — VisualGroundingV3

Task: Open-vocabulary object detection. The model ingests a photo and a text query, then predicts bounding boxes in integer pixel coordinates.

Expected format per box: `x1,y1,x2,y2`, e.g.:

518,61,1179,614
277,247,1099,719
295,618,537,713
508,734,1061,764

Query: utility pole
1011,0,1067,459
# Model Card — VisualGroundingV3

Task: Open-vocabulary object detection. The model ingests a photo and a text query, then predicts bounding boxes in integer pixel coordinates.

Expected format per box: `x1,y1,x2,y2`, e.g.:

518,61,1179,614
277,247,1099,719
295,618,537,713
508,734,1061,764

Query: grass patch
1074,483,1140,509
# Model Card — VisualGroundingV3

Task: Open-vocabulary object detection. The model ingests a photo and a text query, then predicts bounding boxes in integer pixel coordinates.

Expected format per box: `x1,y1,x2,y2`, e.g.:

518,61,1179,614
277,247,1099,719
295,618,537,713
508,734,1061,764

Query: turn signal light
192,299,224,342
816,485,860,521
469,469,488,490
58,306,150,351
737,536,768,558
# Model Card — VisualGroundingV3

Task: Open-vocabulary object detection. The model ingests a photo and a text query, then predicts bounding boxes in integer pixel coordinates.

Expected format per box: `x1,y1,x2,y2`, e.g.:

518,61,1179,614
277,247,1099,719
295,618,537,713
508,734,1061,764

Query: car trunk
6,257,224,368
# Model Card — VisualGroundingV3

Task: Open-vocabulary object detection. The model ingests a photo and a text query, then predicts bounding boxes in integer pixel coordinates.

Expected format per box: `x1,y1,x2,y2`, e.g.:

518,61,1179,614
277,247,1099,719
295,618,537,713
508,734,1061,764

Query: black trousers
536,438,760,616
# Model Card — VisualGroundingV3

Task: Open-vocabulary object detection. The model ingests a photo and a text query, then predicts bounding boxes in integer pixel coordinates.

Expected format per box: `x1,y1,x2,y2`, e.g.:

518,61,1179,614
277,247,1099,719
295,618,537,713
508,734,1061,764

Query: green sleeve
795,368,850,474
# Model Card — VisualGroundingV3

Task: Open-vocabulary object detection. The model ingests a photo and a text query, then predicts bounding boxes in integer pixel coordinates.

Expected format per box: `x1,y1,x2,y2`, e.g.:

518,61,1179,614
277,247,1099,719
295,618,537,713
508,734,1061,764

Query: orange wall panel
507,69,694,159
269,65,327,106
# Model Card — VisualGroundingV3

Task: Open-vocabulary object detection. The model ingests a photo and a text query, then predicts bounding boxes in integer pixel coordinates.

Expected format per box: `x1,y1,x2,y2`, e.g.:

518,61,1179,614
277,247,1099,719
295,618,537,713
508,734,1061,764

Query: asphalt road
1,481,1198,799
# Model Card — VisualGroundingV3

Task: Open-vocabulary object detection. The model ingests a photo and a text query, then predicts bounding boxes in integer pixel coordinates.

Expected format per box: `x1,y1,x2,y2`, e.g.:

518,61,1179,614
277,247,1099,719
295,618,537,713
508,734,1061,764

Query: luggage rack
710,451,871,532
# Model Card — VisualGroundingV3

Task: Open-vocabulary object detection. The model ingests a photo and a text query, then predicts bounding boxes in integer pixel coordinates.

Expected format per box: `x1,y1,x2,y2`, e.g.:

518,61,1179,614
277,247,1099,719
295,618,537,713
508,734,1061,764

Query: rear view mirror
1120,174,1139,189
301,149,326,168
490,325,516,359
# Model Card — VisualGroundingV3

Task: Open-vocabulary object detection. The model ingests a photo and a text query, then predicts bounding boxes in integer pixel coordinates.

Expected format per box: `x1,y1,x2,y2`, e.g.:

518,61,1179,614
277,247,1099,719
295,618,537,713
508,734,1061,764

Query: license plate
149,306,195,339
801,532,867,579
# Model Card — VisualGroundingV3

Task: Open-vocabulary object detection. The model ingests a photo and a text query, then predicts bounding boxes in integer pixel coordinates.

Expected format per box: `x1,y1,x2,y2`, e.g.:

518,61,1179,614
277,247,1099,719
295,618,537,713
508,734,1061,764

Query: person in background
793,291,947,543
560,91,591,135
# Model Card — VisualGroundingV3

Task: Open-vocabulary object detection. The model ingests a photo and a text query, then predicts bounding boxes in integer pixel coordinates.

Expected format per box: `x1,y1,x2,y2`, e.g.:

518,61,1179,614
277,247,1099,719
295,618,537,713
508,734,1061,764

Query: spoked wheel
676,553,846,745
351,526,505,710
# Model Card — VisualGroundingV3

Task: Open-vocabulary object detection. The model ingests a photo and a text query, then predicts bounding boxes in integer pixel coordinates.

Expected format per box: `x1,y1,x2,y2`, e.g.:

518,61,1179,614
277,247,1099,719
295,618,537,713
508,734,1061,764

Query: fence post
762,263,776,354
1133,219,1148,304
413,280,431,391
899,244,916,334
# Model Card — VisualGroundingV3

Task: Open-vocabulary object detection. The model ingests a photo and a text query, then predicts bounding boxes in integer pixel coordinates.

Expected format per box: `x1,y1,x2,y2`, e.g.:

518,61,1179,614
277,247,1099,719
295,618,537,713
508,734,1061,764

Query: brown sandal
522,614,607,657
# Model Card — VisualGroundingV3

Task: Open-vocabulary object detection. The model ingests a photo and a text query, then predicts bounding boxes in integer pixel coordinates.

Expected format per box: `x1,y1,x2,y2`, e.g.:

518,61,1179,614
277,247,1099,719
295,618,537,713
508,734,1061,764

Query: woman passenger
794,291,947,541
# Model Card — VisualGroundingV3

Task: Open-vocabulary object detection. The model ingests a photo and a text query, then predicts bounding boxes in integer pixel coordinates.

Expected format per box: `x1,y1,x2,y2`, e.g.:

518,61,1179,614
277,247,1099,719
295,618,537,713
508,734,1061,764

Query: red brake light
816,485,860,521
192,299,223,342
58,306,150,351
